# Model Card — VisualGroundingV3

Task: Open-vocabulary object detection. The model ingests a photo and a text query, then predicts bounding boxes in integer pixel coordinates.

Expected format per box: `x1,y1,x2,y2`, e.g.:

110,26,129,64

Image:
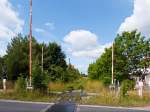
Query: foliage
2,34,78,83
5,34,39,80
88,47,112,83
88,31,150,84
48,64,80,82
43,42,67,70
48,65,66,82
14,76,26,94
115,31,150,78
120,79,135,97
66,65,81,82
102,77,111,86
88,63,99,80
32,64,48,91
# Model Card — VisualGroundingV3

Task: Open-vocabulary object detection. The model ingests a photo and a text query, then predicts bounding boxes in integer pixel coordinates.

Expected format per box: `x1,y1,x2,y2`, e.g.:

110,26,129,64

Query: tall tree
88,31,150,83
45,42,67,81
47,42,67,69
5,34,39,80
115,31,150,78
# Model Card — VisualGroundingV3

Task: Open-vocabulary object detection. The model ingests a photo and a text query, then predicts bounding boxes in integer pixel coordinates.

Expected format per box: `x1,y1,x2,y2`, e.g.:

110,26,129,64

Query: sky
0,0,150,74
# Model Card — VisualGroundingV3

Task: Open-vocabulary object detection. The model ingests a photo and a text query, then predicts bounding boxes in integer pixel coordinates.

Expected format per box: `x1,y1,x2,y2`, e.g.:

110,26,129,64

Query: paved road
0,100,149,112
0,100,49,112
79,105,150,112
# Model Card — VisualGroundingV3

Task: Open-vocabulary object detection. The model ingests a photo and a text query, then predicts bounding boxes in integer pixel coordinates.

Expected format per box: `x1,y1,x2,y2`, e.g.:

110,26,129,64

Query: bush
15,76,26,94
102,77,111,86
120,79,135,97
66,66,80,82
32,64,48,92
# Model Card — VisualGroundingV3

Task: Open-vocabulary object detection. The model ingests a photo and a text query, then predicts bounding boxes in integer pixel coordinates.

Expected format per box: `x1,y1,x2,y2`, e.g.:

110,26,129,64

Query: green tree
47,42,67,69
42,42,68,81
88,31,150,84
115,31,150,78
88,47,112,82
5,34,40,80
32,63,48,91
66,64,80,82
48,65,65,81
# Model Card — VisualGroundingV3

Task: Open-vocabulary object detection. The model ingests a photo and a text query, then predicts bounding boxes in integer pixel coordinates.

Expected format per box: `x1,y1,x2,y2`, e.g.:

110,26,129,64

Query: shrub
120,79,135,97
66,66,80,82
15,76,26,94
102,77,111,86
32,64,48,92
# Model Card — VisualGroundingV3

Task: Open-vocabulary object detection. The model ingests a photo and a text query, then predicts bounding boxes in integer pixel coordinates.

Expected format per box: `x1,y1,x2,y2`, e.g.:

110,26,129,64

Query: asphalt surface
0,100,149,112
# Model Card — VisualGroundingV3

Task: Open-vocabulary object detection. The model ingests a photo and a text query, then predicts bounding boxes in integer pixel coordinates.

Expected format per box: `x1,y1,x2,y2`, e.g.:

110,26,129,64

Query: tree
42,42,68,81
3,34,79,83
5,34,40,80
47,42,67,69
32,63,48,91
115,31,150,78
88,47,112,82
48,65,65,81
47,63,80,82
66,64,81,82
88,31,150,84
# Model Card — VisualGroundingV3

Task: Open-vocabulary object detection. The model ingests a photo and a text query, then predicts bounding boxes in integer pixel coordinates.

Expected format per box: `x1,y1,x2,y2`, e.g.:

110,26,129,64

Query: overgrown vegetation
14,76,26,94
120,79,135,97
0,79,150,106
0,31,149,107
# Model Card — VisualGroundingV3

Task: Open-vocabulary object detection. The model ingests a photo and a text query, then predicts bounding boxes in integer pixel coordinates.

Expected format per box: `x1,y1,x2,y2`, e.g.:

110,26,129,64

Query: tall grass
0,79,150,107
84,80,104,93
48,82,65,92
83,85,150,107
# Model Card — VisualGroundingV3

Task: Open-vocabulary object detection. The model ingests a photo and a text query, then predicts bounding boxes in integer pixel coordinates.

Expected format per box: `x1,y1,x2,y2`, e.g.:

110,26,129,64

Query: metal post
29,0,32,86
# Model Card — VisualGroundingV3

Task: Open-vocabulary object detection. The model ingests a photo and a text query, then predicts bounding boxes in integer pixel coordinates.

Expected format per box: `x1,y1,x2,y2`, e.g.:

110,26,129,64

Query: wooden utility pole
29,0,32,86
112,42,114,85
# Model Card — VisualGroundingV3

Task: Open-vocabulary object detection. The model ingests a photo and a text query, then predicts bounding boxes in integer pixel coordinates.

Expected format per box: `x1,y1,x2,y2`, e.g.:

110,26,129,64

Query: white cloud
63,30,111,73
45,22,55,30
71,43,111,58
35,28,45,33
64,30,98,51
0,0,24,56
64,30,111,58
0,41,8,57
118,0,150,37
